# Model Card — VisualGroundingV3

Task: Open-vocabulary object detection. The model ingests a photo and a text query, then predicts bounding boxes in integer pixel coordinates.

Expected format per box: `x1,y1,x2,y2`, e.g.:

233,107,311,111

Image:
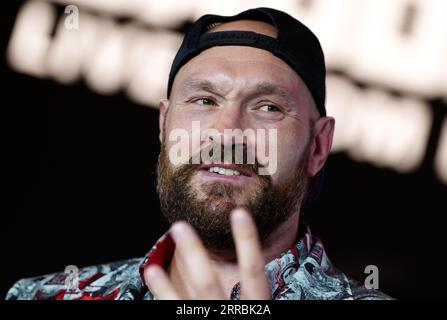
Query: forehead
172,45,310,102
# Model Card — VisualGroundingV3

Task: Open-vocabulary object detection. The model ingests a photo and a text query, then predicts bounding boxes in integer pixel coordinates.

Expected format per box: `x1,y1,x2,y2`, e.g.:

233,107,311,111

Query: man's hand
143,208,271,300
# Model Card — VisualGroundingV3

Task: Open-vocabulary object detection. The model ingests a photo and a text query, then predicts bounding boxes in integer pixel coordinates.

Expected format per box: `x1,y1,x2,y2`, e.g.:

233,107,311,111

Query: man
6,7,390,300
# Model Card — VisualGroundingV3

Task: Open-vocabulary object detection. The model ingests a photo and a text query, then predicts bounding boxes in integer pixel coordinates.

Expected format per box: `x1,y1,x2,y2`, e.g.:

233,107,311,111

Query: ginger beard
156,132,312,251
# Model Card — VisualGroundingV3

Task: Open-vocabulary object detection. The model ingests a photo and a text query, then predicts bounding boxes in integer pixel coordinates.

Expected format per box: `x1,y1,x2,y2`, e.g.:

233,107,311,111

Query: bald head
206,19,278,38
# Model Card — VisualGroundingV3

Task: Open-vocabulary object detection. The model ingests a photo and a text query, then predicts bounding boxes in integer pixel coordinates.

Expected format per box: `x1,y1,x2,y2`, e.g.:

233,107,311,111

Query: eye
259,104,281,113
192,97,216,106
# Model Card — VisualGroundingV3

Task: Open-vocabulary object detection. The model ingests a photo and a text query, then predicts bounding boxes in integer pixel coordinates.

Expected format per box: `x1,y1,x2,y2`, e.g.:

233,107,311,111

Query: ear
159,99,169,143
307,116,335,177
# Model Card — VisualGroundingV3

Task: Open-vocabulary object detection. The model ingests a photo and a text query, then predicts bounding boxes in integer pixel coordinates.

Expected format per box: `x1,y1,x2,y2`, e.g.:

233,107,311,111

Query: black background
1,1,447,299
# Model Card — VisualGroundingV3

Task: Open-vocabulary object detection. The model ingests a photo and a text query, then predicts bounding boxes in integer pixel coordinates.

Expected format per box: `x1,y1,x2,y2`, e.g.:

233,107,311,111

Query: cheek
165,107,193,132
163,116,195,166
268,127,306,182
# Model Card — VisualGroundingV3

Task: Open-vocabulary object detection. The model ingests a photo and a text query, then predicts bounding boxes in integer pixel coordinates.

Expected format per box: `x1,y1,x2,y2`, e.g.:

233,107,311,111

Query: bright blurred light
193,0,293,17
47,0,135,17
327,76,432,173
350,0,447,98
82,18,127,94
286,0,360,70
47,11,97,84
435,118,447,185
7,0,55,77
137,0,196,28
124,30,181,107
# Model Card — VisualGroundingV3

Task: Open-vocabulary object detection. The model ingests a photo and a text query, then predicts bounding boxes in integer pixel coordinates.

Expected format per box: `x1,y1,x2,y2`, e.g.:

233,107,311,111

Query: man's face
156,21,325,251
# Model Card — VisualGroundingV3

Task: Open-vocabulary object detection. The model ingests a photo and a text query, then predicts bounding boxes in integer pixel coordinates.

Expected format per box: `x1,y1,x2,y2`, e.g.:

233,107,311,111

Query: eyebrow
178,79,294,102
177,79,220,97
253,82,292,101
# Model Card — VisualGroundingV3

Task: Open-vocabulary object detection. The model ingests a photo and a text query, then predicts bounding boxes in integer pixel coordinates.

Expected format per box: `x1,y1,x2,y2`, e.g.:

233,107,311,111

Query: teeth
207,166,241,176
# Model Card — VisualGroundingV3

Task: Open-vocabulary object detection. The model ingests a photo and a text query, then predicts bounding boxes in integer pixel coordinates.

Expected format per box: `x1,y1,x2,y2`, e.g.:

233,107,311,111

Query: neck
168,211,300,298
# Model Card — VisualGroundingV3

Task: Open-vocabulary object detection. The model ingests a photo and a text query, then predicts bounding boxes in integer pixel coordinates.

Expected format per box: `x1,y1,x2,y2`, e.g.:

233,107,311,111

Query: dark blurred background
1,0,447,299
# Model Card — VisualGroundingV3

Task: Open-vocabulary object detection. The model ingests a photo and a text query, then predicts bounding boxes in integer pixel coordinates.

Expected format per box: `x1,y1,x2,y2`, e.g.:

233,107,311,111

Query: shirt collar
139,223,320,299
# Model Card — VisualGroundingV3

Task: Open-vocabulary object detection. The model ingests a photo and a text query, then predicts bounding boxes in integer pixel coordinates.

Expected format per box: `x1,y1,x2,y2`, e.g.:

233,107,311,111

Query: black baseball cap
167,7,326,116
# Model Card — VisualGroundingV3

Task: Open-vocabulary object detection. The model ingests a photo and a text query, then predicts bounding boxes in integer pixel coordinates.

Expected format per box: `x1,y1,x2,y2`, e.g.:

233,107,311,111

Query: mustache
181,140,267,175
192,140,264,169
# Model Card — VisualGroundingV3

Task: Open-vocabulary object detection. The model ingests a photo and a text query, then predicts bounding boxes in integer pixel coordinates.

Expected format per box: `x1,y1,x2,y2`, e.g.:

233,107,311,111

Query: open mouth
199,164,252,178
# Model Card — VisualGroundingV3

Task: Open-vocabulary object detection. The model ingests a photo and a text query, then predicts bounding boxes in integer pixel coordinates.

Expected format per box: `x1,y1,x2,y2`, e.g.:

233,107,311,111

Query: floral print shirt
6,224,391,300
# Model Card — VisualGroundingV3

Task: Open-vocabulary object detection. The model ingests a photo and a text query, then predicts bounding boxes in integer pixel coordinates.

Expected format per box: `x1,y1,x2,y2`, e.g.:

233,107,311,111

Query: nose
202,104,255,164
213,102,244,132
207,103,245,144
